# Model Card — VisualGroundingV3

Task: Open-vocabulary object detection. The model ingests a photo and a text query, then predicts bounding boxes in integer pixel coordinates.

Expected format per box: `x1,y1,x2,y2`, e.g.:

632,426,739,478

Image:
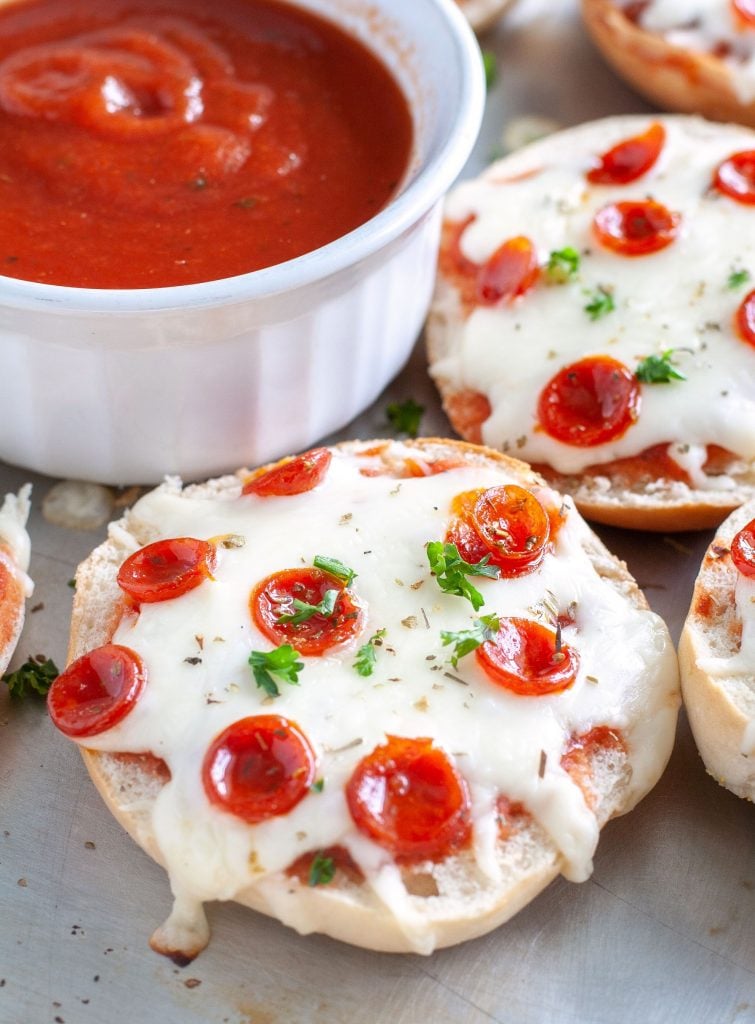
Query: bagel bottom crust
679,502,755,801
68,438,679,955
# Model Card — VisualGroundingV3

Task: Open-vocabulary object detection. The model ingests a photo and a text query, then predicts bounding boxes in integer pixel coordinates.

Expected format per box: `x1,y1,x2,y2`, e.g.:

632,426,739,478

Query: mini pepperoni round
346,736,471,861
202,715,315,824
117,537,215,604
538,355,640,447
477,236,539,305
713,150,755,205
476,617,578,696
47,644,146,738
469,485,550,576
731,518,755,578
593,199,680,256
251,567,363,656
242,448,332,497
445,490,491,566
587,122,665,185
732,1,755,29
735,288,755,348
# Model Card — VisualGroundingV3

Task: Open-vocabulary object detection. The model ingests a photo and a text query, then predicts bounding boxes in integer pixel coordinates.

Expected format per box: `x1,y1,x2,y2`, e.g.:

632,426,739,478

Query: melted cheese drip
707,569,755,756
79,445,678,951
0,485,33,595
629,0,755,103
435,116,755,476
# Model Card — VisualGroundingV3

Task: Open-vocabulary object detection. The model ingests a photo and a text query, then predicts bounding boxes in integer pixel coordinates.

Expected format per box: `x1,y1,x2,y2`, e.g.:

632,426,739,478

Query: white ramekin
0,0,484,485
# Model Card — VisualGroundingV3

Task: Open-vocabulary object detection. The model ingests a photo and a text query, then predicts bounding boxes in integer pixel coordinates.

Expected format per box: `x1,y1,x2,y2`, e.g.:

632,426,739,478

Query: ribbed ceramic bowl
0,0,484,485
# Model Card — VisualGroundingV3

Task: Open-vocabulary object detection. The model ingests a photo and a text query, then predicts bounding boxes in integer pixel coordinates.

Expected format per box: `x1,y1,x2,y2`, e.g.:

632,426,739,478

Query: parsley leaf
313,555,357,586
545,247,580,284
386,398,424,438
584,285,615,320
728,268,751,289
635,349,686,384
353,628,386,677
311,778,325,793
2,656,59,698
482,50,497,90
276,589,338,625
426,541,500,611
308,852,335,887
248,645,304,698
440,614,501,668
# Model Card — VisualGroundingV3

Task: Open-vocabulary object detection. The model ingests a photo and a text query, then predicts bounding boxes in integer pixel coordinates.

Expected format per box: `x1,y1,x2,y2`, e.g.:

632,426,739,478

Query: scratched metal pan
1,2,753,1022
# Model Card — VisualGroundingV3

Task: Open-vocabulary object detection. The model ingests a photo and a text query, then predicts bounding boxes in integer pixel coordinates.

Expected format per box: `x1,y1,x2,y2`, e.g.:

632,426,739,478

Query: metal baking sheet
1,2,753,1022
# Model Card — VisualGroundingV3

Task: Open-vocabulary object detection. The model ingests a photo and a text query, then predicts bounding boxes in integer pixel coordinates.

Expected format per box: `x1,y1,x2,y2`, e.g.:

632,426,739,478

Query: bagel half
427,114,755,531
679,499,755,800
54,439,679,958
582,0,755,127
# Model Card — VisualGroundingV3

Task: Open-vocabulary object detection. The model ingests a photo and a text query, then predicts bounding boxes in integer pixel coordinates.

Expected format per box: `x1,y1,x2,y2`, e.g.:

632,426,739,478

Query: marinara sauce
0,0,413,288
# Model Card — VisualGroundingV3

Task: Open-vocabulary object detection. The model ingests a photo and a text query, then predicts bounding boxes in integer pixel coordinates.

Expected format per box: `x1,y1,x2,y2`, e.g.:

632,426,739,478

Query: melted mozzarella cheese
80,445,678,950
434,116,755,477
0,485,33,595
629,0,755,102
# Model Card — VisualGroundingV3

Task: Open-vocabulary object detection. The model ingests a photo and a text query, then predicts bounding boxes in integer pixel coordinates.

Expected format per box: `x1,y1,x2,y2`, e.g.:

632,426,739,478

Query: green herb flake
426,541,500,612
728,268,751,289
386,398,424,438
353,628,386,677
584,286,615,320
440,614,501,668
311,778,325,793
482,50,497,90
2,656,59,699
308,852,335,887
248,645,304,698
276,589,338,626
545,247,580,284
313,555,357,586
635,349,687,384
66,578,76,590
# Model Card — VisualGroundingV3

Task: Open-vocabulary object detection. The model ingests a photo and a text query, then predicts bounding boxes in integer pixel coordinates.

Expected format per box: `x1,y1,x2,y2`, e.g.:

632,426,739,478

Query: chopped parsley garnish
353,628,386,677
67,578,76,590
545,247,580,284
311,778,325,793
248,645,304,698
482,50,497,90
308,852,335,887
584,285,615,320
276,589,338,625
313,555,357,586
728,268,751,289
386,397,424,438
635,349,686,384
440,614,501,668
2,656,59,698
426,541,500,612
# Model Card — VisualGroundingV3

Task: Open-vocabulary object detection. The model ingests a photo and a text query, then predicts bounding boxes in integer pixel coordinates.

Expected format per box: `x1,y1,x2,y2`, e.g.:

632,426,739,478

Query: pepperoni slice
731,0,755,28
561,727,625,810
713,150,755,205
593,200,680,256
538,355,640,447
731,518,755,578
202,715,315,824
477,236,539,305
346,736,471,861
251,567,363,656
476,617,578,696
469,485,550,576
117,537,215,604
445,490,491,566
242,448,332,497
735,288,755,348
587,122,665,185
47,644,146,738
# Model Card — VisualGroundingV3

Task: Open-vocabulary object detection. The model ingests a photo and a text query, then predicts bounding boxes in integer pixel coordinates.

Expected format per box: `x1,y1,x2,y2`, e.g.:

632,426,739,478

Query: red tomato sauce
0,0,413,288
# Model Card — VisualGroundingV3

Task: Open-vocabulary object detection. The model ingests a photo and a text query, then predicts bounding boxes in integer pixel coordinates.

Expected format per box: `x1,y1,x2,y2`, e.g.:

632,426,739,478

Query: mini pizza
0,485,33,675
427,115,755,531
458,0,514,32
582,0,755,126
47,440,679,958
679,498,755,800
